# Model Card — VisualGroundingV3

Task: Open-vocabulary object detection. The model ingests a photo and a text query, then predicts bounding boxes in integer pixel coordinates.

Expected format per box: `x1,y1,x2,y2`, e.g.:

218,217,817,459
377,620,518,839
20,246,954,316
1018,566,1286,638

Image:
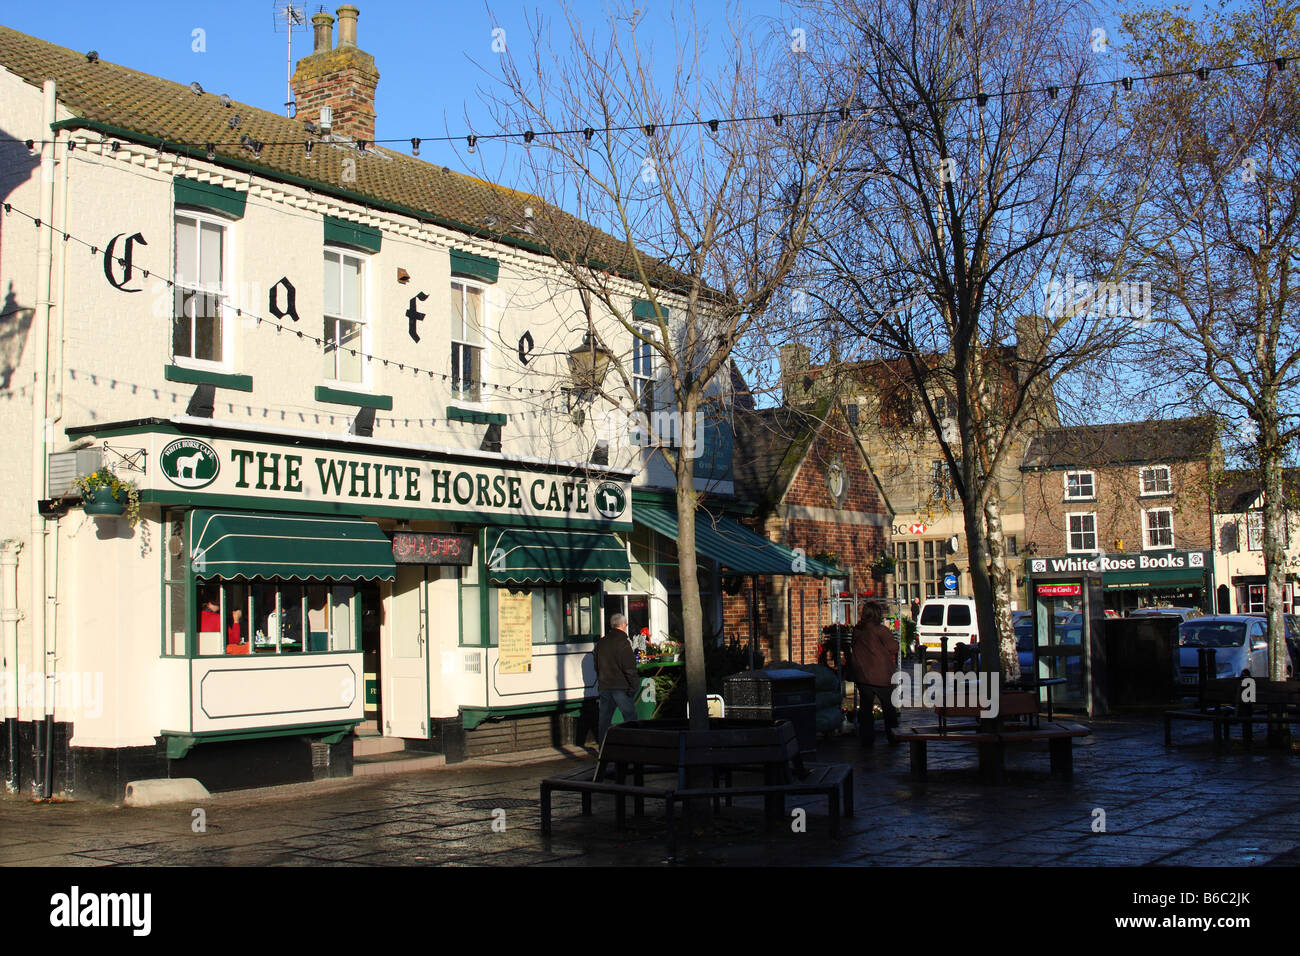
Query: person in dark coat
594,613,639,747
848,601,900,745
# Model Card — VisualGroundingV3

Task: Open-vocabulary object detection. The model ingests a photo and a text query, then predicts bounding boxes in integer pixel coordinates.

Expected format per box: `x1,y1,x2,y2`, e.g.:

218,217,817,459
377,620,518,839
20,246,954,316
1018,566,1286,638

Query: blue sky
3,0,802,174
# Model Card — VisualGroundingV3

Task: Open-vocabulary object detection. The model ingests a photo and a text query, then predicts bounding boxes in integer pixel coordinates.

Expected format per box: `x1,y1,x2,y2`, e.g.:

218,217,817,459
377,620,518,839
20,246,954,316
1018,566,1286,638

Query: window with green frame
485,584,601,646
193,580,361,657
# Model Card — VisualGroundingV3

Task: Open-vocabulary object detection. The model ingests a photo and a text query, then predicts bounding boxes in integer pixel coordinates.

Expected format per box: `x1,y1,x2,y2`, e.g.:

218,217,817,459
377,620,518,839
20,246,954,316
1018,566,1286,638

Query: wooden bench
540,720,853,852
1164,678,1300,747
896,720,1091,782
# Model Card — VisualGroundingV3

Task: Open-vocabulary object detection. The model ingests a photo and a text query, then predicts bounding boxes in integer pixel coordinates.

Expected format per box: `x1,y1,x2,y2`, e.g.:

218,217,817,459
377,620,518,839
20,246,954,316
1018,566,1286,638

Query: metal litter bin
722,668,817,755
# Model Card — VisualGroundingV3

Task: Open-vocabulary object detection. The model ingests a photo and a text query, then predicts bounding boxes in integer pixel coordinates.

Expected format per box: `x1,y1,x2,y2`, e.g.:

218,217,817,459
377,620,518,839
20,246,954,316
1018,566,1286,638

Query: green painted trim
449,249,500,284
173,175,246,219
324,215,382,253
164,365,253,392
315,385,393,410
140,489,630,530
461,700,585,731
163,720,359,758
63,418,637,479
446,406,507,426
479,528,490,655
49,119,693,296
632,298,668,320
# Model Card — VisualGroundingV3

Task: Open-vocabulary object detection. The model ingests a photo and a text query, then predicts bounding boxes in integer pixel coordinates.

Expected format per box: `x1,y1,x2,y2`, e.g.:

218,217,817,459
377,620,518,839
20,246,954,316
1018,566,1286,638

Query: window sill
165,363,252,392
316,385,393,410
1063,497,1097,504
446,405,506,426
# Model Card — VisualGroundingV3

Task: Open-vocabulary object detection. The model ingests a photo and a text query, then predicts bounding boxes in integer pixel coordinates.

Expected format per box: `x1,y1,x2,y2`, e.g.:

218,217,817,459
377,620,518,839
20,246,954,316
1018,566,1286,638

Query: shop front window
486,584,602,646
195,580,359,656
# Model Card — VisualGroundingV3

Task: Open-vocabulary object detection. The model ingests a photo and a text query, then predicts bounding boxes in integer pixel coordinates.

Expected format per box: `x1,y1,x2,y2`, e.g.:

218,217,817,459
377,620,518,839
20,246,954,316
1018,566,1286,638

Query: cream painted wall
0,68,735,745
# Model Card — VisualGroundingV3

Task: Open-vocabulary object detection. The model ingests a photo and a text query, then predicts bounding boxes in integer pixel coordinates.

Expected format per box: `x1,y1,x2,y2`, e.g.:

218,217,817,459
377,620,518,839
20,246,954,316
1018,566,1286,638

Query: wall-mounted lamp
565,332,614,425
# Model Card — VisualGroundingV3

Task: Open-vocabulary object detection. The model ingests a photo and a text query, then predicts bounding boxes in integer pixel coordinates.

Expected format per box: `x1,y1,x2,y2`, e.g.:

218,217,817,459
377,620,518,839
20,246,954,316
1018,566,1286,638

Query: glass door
1034,583,1087,709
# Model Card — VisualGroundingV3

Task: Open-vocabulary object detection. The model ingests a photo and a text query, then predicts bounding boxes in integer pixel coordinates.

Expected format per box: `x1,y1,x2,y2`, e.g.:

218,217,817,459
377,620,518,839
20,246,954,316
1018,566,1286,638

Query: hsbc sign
892,522,928,535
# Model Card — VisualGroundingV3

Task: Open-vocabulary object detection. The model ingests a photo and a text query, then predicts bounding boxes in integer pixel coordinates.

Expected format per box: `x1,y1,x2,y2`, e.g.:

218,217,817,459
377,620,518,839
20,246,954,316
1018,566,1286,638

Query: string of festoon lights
0,51,1293,158
0,200,609,430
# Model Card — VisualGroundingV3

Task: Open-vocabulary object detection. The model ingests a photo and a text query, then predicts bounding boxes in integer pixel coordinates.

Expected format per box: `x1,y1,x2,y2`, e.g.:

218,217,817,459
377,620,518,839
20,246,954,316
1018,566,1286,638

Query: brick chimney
291,5,379,143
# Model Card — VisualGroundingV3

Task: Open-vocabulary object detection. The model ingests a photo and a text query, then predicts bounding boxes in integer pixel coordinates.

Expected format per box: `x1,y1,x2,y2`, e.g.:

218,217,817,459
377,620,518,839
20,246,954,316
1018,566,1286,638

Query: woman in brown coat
848,601,900,745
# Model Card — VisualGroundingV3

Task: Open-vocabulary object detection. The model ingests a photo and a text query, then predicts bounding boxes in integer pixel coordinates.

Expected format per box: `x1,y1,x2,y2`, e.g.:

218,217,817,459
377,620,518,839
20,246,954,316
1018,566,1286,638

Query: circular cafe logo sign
594,481,627,519
160,438,220,489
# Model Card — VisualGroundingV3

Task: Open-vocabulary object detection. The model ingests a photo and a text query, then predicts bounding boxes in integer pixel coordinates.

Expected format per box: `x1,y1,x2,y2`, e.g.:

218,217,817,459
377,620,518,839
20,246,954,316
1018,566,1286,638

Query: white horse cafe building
0,16,808,800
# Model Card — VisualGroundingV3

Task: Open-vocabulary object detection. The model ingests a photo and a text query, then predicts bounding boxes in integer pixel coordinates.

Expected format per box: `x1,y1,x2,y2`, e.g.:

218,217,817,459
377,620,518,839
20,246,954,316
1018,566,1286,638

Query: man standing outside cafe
595,612,639,747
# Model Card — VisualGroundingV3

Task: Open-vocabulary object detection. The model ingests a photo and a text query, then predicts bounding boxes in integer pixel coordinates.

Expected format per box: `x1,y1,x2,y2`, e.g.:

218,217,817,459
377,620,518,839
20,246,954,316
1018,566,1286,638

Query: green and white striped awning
486,528,631,585
188,510,396,581
633,504,840,576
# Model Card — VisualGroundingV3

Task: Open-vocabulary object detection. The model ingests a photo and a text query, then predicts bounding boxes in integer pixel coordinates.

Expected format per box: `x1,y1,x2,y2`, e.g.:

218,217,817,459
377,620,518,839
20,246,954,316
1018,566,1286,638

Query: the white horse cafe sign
76,423,631,526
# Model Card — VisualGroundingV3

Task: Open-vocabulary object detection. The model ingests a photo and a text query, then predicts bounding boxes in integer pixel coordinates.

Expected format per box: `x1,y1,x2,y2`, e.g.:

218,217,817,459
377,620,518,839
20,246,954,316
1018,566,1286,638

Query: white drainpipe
2,540,22,792
30,79,56,796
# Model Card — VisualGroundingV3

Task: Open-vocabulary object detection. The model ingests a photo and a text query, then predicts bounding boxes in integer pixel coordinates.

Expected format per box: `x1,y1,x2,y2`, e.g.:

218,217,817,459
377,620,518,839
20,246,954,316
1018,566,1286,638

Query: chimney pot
337,5,360,47
311,12,334,54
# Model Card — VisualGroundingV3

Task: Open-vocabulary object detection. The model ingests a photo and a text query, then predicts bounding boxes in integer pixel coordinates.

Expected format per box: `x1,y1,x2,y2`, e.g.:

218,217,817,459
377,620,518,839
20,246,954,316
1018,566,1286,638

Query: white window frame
632,324,656,418
1066,512,1097,553
450,279,489,406
1139,464,1172,496
1142,507,1175,550
1246,510,1264,551
172,209,233,370
322,247,372,389
1064,470,1095,501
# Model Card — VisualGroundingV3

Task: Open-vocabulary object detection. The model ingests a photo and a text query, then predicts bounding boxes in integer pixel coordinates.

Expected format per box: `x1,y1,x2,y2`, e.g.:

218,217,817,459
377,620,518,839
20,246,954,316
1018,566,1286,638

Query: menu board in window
497,590,533,673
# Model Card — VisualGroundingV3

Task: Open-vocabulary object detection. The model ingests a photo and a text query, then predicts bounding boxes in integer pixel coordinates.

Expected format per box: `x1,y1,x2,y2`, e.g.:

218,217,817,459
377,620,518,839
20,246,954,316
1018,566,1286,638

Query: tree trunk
675,400,709,732
1260,414,1289,683
983,494,1020,681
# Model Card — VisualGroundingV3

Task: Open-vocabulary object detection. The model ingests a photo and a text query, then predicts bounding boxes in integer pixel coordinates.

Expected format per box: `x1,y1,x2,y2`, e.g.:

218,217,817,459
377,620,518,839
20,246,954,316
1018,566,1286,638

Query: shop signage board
1027,550,1206,575
96,426,631,526
1037,583,1082,597
391,532,474,565
497,590,534,674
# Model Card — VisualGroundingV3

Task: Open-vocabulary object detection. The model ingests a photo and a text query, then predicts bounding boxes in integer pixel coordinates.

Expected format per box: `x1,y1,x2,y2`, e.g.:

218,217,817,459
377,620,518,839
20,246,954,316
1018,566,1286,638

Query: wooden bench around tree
539,719,853,852
1164,677,1300,747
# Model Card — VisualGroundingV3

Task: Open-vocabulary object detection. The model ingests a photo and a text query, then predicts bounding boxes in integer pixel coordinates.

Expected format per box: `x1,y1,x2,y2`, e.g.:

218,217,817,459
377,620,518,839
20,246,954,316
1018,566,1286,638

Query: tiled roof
1023,417,1218,469
1215,468,1300,513
0,25,681,286
732,399,830,506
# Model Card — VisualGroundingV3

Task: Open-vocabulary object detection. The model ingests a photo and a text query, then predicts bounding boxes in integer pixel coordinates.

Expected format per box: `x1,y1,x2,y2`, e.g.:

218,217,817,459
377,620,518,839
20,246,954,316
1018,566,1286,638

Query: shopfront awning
188,510,396,581
634,504,840,576
487,528,631,585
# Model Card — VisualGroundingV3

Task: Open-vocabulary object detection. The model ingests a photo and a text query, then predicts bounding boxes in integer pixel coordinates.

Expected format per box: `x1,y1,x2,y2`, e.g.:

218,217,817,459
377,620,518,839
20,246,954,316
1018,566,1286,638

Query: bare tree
474,5,851,727
795,0,1157,686
1119,0,1300,679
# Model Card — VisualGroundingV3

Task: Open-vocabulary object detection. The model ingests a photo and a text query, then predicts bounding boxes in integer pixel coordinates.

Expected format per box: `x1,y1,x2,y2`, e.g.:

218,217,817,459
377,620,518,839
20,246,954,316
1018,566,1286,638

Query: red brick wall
722,415,890,664
1023,459,1214,555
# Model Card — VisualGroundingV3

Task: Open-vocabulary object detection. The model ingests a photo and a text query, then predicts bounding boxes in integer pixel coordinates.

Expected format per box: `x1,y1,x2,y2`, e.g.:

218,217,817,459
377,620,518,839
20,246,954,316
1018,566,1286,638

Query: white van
915,597,980,653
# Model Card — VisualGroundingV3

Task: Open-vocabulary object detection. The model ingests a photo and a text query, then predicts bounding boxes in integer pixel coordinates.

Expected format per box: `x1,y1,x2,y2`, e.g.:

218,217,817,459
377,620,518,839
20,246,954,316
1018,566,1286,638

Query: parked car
1130,606,1203,621
1177,616,1272,688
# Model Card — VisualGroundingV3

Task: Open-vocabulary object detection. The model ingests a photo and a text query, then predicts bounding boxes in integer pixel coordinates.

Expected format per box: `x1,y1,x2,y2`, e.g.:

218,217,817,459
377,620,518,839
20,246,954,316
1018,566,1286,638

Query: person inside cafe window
199,585,245,655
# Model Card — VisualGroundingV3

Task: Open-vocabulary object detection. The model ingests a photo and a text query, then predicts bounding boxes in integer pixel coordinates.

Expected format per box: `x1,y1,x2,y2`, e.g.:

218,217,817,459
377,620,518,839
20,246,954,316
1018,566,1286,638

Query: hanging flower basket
72,467,141,526
82,486,127,516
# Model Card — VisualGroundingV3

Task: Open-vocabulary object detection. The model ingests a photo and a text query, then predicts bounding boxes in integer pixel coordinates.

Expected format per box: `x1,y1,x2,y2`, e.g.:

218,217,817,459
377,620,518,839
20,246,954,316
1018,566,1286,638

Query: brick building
723,397,893,664
781,343,1057,611
1021,418,1220,613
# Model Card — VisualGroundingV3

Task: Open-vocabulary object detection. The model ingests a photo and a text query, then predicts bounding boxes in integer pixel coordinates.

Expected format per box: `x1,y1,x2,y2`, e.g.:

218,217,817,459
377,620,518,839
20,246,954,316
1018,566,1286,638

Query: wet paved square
2,714,1297,866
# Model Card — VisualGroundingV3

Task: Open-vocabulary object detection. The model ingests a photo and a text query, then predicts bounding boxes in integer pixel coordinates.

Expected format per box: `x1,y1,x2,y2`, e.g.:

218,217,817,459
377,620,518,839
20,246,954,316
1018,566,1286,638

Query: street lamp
565,332,614,425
